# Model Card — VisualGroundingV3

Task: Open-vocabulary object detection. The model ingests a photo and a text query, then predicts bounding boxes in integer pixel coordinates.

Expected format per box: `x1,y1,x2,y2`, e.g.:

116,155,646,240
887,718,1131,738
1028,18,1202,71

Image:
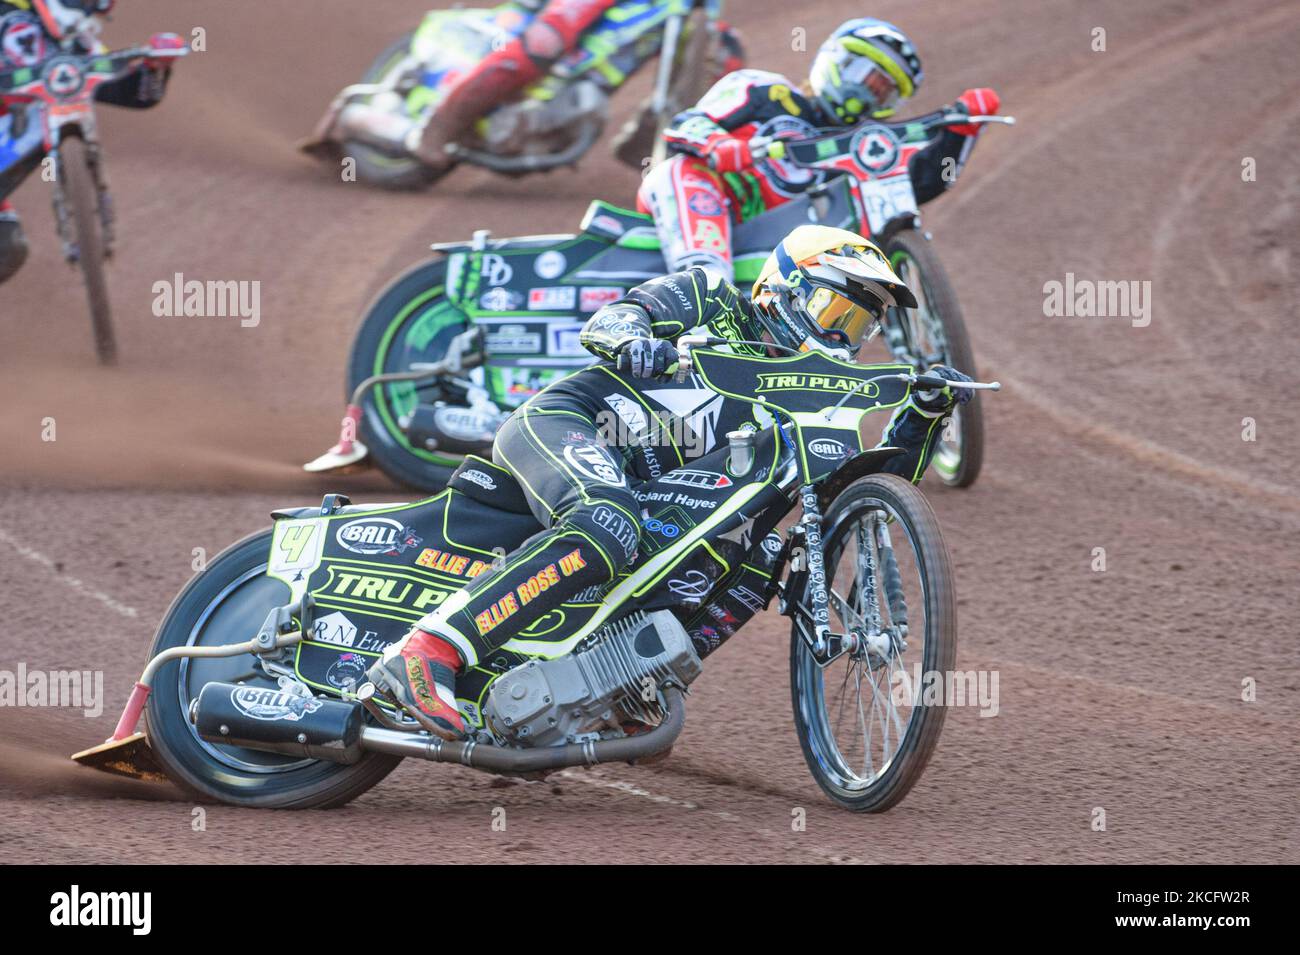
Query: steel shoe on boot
366,630,467,740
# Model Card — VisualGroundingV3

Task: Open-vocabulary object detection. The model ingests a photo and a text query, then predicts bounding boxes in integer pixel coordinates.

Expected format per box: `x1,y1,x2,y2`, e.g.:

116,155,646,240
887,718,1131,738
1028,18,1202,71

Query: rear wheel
790,474,956,812
882,230,984,488
343,31,449,190
59,136,115,365
144,531,401,808
347,258,472,491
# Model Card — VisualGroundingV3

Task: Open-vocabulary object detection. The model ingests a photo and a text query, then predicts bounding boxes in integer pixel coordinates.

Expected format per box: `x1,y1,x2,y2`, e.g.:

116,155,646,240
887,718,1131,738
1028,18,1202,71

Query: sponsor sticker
854,123,903,175
534,250,567,280
325,652,369,690
657,469,732,490
481,253,513,286
230,686,324,722
528,286,577,311
579,286,624,313
486,326,543,354
1,13,46,68
335,517,423,556
43,56,84,97
687,191,724,217
459,469,497,491
479,287,523,311
549,324,586,356
563,443,625,486
593,505,638,558
312,610,359,647
415,547,492,577
808,438,849,461
643,517,681,539
589,214,624,235
435,406,495,441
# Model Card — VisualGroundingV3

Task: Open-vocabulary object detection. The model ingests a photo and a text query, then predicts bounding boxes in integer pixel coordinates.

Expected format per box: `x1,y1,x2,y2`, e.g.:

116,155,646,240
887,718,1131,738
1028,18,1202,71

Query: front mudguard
816,447,906,511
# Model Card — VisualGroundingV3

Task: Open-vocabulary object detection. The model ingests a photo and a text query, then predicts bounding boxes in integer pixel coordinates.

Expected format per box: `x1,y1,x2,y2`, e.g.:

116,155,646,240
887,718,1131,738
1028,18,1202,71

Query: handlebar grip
912,374,951,391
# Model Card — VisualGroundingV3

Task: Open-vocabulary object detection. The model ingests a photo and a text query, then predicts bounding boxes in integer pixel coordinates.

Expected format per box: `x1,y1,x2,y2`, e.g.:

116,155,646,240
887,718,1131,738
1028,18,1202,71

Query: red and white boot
366,630,467,740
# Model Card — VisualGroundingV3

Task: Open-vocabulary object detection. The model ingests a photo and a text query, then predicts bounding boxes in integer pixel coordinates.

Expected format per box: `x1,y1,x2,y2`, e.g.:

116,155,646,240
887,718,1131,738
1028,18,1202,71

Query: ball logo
808,438,849,461
230,687,323,722
335,517,423,556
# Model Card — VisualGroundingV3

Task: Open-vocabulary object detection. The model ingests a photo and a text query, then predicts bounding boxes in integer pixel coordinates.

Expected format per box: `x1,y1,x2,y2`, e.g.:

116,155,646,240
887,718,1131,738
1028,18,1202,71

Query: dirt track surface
2,0,1297,864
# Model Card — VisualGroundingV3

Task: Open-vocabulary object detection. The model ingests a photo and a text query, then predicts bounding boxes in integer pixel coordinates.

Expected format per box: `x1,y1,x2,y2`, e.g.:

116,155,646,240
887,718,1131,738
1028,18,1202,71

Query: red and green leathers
412,0,618,165
638,68,988,280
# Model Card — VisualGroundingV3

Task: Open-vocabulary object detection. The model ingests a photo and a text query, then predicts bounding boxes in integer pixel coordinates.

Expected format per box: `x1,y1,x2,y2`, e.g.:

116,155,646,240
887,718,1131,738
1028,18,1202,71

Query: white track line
0,526,139,620
558,768,866,864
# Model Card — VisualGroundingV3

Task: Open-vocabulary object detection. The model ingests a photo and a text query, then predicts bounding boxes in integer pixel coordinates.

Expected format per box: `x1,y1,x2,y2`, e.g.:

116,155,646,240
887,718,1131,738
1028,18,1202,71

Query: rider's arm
871,370,969,482
579,268,738,360
664,70,812,157
872,399,949,484
908,89,999,205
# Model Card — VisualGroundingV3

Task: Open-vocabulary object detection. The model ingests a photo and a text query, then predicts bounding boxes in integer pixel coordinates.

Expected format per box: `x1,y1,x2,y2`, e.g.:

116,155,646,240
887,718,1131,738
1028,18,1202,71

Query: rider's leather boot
0,203,28,286
409,48,542,168
367,629,468,740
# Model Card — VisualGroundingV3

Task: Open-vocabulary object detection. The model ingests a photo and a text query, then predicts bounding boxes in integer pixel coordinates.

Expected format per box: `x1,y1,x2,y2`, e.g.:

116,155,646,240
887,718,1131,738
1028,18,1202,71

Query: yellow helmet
752,225,917,358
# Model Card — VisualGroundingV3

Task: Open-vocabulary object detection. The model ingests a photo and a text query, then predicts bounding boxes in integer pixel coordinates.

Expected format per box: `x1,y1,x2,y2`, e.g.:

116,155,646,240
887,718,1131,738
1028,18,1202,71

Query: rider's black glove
915,365,973,412
617,338,677,379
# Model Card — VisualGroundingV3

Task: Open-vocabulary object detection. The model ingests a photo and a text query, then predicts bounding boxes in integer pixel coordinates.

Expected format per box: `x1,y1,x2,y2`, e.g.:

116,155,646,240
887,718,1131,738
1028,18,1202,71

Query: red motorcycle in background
0,32,186,364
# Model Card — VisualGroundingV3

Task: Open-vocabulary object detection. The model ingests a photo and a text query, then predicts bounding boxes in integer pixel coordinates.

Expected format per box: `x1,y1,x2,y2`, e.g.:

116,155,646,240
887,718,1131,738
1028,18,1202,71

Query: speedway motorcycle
300,0,742,189
0,32,187,364
75,341,999,812
306,112,1013,490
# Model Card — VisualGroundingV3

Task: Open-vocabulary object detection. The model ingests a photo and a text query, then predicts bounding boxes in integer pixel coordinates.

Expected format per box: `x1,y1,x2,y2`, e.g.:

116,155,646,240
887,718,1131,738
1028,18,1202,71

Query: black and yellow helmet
752,226,917,359
809,18,923,122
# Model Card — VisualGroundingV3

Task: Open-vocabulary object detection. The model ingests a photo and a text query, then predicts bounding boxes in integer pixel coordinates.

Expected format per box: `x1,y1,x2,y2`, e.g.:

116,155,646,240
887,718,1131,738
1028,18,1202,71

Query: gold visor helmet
752,225,918,359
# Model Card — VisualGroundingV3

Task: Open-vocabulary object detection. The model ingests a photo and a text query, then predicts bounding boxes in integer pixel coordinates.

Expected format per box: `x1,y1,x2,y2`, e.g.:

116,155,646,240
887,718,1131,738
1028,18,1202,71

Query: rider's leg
0,201,28,286
412,0,616,166
637,153,734,279
368,408,640,737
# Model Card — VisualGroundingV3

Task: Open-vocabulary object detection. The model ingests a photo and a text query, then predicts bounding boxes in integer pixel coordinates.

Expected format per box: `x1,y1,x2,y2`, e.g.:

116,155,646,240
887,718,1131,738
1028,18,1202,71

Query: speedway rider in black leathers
366,225,973,739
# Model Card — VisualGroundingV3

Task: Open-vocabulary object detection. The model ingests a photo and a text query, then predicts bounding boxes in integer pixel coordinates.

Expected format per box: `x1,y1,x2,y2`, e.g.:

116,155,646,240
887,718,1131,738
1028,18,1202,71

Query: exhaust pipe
358,686,686,772
192,683,365,765
334,102,417,154
192,682,686,773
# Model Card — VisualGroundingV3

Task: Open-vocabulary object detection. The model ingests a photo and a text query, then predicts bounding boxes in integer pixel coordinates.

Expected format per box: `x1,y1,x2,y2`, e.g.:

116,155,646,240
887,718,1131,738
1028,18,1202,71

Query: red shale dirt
1,0,1296,863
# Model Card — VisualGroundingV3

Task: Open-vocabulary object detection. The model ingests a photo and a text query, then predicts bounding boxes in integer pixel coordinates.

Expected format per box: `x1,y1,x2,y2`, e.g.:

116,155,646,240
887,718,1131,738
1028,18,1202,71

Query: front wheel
347,257,473,491
144,531,401,808
59,136,115,364
789,473,957,812
882,230,984,488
